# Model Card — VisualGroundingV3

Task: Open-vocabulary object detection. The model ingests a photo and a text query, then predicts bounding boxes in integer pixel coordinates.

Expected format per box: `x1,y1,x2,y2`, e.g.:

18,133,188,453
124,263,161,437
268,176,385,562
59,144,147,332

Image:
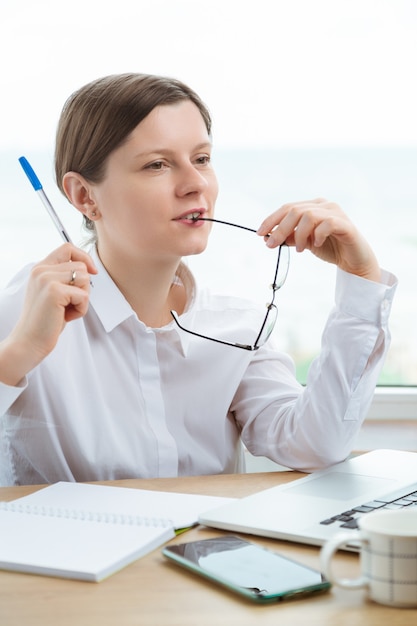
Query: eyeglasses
170,217,289,350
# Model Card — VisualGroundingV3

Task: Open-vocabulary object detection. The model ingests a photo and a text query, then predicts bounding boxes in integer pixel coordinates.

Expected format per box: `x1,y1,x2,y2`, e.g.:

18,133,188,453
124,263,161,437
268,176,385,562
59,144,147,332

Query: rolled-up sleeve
233,268,397,472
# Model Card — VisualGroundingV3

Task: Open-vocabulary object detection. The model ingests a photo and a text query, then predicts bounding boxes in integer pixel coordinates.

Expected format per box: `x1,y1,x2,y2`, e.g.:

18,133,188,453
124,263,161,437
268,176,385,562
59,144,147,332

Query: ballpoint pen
18,156,72,243
18,156,93,286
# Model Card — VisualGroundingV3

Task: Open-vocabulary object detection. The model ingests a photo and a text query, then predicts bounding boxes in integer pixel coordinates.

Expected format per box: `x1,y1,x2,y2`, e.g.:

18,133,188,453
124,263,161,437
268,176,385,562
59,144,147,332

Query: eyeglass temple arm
196,217,262,235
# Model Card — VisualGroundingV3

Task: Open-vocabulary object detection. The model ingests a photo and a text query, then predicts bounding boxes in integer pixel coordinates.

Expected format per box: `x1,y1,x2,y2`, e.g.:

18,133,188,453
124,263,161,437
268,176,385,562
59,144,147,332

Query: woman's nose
175,163,209,196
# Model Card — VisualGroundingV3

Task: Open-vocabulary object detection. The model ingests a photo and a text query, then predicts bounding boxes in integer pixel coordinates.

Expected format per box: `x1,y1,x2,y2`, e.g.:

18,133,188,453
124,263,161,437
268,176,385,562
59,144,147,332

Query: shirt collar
88,246,194,355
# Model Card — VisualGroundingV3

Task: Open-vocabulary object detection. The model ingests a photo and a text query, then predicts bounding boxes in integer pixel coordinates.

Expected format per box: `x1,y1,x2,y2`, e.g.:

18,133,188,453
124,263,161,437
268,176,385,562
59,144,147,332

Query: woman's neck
96,246,187,328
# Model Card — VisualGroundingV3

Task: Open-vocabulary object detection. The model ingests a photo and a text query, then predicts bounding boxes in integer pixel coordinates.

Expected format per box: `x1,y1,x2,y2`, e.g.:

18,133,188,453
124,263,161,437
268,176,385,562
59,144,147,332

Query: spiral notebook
0,482,236,582
0,500,174,582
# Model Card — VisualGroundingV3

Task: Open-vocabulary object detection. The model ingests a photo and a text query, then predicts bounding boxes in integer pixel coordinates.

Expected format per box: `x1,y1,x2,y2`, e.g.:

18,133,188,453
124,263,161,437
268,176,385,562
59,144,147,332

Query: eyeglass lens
174,217,289,349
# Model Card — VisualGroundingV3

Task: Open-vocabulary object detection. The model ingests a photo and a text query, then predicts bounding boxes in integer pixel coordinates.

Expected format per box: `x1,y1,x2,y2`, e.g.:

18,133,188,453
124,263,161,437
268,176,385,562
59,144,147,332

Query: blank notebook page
0,503,174,582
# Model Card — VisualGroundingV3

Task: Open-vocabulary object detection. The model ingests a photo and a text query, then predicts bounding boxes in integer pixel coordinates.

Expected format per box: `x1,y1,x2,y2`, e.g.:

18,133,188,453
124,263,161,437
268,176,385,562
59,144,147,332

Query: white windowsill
367,386,417,420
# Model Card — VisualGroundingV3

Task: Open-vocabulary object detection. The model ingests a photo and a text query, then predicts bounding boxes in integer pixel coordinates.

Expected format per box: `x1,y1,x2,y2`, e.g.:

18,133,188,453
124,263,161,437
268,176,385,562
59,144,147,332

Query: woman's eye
196,155,211,165
146,161,165,170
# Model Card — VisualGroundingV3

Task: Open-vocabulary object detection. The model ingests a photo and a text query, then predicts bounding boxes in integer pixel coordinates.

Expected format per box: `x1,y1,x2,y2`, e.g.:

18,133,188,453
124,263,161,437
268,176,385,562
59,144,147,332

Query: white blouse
0,248,397,485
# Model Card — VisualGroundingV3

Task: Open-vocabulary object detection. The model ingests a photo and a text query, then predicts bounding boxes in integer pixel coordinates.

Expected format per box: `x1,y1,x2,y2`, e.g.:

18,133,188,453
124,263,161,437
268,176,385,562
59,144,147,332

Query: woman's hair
55,73,212,235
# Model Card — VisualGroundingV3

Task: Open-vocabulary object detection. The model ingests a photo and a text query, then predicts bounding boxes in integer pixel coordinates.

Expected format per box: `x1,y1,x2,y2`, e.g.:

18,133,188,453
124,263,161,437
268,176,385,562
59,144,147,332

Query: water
1,146,416,383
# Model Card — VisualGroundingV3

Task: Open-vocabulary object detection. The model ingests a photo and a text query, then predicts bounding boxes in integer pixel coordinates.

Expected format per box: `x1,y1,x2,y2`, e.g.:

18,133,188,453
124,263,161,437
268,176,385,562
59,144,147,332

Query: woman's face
90,100,218,264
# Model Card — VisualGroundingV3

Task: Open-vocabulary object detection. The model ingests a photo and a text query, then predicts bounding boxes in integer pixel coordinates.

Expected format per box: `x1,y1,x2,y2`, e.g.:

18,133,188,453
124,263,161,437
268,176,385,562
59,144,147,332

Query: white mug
320,509,417,607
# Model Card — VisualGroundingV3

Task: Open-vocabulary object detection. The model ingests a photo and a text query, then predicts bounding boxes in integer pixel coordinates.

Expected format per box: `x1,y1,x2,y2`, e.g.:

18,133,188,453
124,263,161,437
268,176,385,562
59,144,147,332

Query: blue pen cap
19,156,43,191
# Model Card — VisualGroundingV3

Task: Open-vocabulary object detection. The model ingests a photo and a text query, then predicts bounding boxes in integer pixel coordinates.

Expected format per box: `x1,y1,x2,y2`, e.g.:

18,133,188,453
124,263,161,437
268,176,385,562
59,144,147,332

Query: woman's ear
62,172,100,220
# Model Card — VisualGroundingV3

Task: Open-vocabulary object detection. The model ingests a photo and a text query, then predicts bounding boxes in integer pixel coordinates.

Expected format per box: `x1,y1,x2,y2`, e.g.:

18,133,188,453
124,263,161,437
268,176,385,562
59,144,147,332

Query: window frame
367,386,417,420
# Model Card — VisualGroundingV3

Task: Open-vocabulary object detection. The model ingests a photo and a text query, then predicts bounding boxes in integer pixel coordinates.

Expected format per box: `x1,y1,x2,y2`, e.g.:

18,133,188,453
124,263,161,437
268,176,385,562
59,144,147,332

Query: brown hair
54,73,212,233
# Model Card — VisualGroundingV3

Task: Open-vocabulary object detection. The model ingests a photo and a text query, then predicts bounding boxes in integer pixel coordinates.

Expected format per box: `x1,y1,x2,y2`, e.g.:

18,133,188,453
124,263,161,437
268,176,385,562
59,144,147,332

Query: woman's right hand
0,243,98,386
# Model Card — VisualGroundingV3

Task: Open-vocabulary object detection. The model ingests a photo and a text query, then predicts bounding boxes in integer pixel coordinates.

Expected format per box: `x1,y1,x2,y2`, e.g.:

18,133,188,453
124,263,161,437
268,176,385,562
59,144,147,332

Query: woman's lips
174,210,207,223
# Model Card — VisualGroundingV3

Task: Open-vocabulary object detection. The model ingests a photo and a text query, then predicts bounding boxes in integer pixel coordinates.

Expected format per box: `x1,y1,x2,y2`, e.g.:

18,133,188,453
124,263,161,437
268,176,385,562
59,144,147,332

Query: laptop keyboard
320,482,417,530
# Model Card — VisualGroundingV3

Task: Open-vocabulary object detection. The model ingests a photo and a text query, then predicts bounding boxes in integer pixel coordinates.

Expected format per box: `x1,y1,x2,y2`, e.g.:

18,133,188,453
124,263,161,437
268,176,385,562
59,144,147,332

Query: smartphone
162,534,331,603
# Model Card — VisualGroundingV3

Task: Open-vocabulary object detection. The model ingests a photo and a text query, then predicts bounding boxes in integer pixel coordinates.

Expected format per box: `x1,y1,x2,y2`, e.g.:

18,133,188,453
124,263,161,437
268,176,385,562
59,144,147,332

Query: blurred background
1,0,416,384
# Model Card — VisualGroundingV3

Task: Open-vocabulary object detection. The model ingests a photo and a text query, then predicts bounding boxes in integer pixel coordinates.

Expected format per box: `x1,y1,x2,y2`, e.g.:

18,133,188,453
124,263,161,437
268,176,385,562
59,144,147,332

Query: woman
0,73,396,485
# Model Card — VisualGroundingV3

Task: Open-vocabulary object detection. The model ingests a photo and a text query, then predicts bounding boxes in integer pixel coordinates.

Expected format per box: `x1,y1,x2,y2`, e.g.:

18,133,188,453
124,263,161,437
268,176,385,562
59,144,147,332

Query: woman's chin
182,239,209,257
183,246,207,257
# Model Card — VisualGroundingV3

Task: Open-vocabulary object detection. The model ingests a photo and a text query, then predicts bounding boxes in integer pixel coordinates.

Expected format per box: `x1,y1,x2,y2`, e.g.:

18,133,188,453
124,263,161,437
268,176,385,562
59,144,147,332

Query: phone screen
162,535,330,603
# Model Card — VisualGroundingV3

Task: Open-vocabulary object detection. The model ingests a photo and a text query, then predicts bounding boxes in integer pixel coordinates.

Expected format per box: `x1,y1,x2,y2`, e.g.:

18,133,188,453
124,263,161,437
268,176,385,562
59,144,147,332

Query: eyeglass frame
170,217,289,351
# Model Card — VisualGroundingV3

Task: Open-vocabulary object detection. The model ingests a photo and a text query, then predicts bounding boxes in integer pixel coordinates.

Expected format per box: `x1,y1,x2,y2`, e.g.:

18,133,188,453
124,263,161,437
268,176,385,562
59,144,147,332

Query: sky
1,0,417,150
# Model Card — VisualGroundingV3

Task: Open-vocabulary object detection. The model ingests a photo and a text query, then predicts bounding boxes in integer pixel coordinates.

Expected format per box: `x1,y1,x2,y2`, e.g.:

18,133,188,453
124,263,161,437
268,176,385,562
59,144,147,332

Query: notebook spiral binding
0,500,173,528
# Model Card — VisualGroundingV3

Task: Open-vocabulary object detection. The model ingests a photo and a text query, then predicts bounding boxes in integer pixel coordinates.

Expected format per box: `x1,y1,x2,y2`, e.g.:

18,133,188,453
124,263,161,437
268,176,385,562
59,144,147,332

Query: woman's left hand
257,198,381,283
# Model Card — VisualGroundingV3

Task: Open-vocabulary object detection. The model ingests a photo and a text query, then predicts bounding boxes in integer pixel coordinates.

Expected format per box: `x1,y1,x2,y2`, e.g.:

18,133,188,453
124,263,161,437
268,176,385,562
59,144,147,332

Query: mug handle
320,531,368,589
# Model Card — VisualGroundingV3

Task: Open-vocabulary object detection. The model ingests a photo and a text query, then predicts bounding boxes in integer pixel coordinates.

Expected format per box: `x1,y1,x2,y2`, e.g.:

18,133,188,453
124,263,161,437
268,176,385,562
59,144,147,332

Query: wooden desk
0,472,414,626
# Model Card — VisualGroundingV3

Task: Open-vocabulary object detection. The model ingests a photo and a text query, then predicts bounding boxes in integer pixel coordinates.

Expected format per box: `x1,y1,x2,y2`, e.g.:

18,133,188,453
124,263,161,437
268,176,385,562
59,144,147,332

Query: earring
91,211,97,217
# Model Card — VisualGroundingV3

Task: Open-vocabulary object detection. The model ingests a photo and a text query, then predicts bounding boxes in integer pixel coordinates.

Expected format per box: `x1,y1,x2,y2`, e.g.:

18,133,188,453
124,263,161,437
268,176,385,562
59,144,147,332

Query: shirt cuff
0,377,27,414
335,267,397,325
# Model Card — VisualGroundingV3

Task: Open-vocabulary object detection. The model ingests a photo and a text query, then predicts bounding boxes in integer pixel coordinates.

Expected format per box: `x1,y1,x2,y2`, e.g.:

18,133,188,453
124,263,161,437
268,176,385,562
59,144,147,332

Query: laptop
199,449,417,551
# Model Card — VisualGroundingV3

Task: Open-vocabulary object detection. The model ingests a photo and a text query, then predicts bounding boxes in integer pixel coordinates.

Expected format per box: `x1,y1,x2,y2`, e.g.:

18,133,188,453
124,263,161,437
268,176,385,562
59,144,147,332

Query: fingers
32,261,92,292
257,199,348,250
41,242,98,276
30,252,95,323
28,261,91,325
257,198,381,281
38,242,98,293
284,206,344,253
257,198,326,245
4,245,98,383
12,245,97,362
